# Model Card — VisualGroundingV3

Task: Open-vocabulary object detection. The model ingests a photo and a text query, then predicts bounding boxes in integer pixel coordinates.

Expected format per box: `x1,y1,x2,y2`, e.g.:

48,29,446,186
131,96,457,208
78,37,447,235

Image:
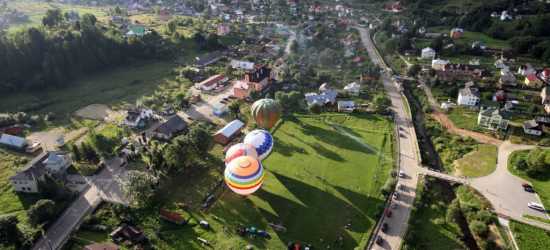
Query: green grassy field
508,150,550,211
446,107,486,133
403,176,465,250
510,125,550,145
510,220,550,250
73,113,394,249
454,144,497,177
522,214,550,224
0,61,178,118
0,151,40,244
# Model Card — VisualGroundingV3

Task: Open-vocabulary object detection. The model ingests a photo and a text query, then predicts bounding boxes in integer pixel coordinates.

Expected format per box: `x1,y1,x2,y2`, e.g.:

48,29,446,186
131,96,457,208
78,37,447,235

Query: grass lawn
508,150,550,212
439,54,494,65
0,61,178,118
522,214,550,224
403,176,465,250
509,125,550,145
509,220,550,250
453,144,497,177
78,113,394,250
446,106,486,133
75,229,110,243
0,151,40,244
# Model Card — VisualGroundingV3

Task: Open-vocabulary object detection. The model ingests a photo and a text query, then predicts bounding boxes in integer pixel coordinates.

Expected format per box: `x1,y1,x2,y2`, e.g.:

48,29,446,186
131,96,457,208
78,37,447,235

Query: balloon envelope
225,143,259,164
251,99,282,130
225,156,265,195
244,130,274,161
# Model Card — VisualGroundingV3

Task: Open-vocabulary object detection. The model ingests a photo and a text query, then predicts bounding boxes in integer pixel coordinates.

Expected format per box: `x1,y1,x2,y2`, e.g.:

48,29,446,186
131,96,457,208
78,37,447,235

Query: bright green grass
0,61,178,118
522,214,550,224
454,144,497,177
75,229,110,243
90,113,393,250
0,151,40,241
510,220,550,250
509,126,550,145
404,177,465,250
458,31,509,49
439,54,494,65
508,150,550,211
446,106,486,133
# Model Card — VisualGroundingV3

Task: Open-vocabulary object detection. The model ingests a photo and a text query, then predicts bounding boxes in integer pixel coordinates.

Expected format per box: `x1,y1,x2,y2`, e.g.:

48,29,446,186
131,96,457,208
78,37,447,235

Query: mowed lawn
510,220,550,250
111,113,393,250
446,107,486,133
0,61,178,117
454,144,497,177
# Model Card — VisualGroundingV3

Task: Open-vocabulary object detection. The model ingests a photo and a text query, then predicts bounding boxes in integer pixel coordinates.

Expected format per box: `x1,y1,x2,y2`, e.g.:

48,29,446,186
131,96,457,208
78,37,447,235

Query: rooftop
214,120,244,137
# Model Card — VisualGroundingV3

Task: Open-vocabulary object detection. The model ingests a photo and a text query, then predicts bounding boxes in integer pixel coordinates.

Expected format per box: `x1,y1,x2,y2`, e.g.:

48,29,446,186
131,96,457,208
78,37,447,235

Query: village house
110,223,146,245
83,242,120,250
338,101,355,113
161,210,187,225
541,69,550,82
432,59,450,71
518,64,535,76
450,28,463,38
0,134,29,149
123,106,153,128
421,47,436,59
457,86,481,107
472,41,486,50
494,60,509,69
500,74,516,85
436,63,491,81
501,50,517,62
195,74,229,91
160,10,173,21
213,120,244,145
110,16,132,25
477,106,510,131
217,23,231,35
393,5,403,12
361,72,377,82
525,74,543,88
230,60,254,71
198,51,222,67
245,66,272,92
233,80,252,98
9,151,71,193
524,119,543,136
305,89,339,107
319,83,331,92
344,82,361,96
152,116,188,140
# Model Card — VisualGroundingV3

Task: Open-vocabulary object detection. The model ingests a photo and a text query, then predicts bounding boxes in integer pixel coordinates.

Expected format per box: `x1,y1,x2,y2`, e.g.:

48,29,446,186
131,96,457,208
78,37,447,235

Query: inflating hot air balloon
244,130,274,161
225,156,265,195
225,143,259,164
251,99,282,130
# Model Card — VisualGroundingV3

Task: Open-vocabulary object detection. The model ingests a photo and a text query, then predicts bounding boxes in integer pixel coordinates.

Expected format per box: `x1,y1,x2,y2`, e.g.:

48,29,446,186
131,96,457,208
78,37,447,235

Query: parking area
178,82,235,125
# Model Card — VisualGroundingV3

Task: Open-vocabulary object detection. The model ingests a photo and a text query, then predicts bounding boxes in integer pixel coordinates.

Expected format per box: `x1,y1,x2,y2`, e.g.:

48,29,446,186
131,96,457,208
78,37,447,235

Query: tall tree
37,174,70,201
228,101,241,119
121,171,156,208
188,126,210,152
308,102,322,115
166,20,177,34
72,144,81,162
27,199,55,227
248,88,259,101
372,94,391,112
0,215,22,247
407,64,422,78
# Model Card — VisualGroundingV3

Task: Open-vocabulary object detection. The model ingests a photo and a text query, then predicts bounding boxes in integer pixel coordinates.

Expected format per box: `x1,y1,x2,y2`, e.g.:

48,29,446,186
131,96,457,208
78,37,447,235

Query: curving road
355,26,550,250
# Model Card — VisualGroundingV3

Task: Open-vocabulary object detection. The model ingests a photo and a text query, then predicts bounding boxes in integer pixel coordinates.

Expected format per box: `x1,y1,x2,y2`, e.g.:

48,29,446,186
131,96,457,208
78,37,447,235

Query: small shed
213,103,228,117
213,120,244,145
55,137,65,147
162,107,175,116
161,210,187,225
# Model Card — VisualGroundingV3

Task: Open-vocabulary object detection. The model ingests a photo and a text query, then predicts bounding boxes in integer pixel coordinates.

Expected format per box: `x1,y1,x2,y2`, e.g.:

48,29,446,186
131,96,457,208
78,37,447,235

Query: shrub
433,218,445,225
469,220,488,237
538,139,550,147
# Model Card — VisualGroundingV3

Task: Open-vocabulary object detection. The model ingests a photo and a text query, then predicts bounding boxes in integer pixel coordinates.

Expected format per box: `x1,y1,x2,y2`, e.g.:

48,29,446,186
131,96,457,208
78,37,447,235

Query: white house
338,101,355,113
343,82,361,96
9,151,71,193
421,47,436,59
518,64,535,76
432,59,450,71
457,87,480,106
123,106,153,127
524,119,543,136
230,60,254,71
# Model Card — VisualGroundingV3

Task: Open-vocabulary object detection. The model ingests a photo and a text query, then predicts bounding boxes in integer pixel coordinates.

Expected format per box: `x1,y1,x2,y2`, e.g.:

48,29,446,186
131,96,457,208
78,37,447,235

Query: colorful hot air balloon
225,156,265,195
225,143,259,164
244,130,274,161
251,99,282,130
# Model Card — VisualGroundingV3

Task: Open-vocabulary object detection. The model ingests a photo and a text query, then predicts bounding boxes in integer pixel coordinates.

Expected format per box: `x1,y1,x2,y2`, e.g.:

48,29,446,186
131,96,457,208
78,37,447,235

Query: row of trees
514,147,550,174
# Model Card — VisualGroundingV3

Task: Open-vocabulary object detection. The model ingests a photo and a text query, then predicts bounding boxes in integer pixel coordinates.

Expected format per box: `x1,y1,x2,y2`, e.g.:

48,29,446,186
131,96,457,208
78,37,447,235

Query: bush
433,218,445,225
389,169,397,178
44,112,55,121
538,139,550,147
469,220,488,237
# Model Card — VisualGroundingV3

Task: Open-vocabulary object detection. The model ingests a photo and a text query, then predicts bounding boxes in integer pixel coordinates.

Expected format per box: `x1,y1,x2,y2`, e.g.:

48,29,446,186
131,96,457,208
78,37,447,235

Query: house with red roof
540,69,550,82
160,10,173,21
393,5,403,12
161,211,187,225
525,74,543,88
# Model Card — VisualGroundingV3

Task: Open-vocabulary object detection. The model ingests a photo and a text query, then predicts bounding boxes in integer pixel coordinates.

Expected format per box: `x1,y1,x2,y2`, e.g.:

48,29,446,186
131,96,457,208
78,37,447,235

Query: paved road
32,157,128,250
355,26,422,250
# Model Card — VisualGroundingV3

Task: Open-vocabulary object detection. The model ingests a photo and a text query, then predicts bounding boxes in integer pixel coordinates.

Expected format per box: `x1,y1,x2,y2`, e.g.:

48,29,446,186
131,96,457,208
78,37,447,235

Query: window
22,187,26,191
27,188,31,191
24,182,28,185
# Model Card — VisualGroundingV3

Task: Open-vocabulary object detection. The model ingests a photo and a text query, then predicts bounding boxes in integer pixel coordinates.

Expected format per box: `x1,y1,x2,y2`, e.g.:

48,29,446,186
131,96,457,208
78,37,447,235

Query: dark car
223,98,229,101
220,100,227,104
522,183,533,188
375,235,382,245
524,187,535,193
188,116,195,120
206,195,215,203
381,223,388,232
119,161,126,167
386,210,392,217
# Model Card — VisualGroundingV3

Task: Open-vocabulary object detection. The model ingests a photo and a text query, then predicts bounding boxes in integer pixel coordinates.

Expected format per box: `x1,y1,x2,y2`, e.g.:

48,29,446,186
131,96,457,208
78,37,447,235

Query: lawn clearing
522,214,550,224
508,150,550,212
509,125,550,145
403,176,465,250
446,107,486,133
453,144,497,177
77,113,394,250
0,61,178,119
509,220,550,250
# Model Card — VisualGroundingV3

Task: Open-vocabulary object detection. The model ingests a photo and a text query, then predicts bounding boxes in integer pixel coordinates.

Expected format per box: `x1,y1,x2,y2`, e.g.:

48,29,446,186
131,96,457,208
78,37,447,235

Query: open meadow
509,220,550,250
70,113,394,250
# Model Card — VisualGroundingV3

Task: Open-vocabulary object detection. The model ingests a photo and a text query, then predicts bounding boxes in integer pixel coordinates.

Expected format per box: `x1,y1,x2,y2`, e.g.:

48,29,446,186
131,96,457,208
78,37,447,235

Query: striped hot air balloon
225,143,259,164
224,156,265,195
244,130,274,161
251,99,282,130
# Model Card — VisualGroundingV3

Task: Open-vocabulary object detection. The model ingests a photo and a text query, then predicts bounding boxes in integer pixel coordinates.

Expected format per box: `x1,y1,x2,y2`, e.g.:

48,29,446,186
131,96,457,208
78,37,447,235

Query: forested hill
0,10,171,93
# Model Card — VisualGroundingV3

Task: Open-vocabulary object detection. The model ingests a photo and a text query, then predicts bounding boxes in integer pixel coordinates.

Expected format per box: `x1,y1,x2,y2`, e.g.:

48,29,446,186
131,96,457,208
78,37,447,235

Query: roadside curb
521,215,550,226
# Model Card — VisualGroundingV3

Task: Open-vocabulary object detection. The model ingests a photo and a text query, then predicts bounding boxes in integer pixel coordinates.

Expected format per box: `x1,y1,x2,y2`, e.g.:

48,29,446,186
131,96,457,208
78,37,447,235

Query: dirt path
26,127,64,151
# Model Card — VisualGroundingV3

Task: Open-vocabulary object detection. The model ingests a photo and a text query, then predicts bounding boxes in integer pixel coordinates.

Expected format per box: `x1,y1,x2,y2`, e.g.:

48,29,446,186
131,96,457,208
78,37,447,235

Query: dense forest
0,10,172,93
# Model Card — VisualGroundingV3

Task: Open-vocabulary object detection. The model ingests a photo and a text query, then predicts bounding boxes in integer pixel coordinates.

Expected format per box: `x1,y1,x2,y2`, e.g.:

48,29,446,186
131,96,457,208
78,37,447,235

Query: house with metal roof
524,119,543,136
198,51,222,67
195,74,228,91
338,101,355,113
213,120,244,144
9,151,71,193
305,89,339,107
0,134,29,149
152,116,188,140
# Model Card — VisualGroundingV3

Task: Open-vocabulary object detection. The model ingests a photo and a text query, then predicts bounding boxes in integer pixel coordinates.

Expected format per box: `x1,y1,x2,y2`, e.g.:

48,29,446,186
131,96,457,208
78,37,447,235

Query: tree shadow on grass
275,140,309,157
16,192,40,210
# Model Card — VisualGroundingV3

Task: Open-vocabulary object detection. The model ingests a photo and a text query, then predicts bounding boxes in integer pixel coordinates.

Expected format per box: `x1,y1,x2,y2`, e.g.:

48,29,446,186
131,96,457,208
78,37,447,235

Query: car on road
522,183,533,188
391,202,397,208
119,161,126,167
397,182,402,189
399,170,404,177
375,235,382,245
393,192,398,200
524,187,535,192
381,222,388,232
188,116,195,120
220,100,227,104
386,210,392,217
528,202,544,211
223,98,229,101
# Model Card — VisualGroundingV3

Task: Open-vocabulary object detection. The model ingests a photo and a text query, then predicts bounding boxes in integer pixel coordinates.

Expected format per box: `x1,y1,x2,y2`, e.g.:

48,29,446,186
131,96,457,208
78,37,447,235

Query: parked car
199,221,210,228
399,170,404,177
228,95,237,99
524,187,535,193
397,183,402,189
522,183,533,188
386,210,392,217
375,235,382,245
528,202,544,211
220,100,227,104
393,192,398,200
391,202,397,208
244,98,253,103
188,116,195,120
206,195,215,203
223,98,229,101
119,161,126,167
381,223,388,232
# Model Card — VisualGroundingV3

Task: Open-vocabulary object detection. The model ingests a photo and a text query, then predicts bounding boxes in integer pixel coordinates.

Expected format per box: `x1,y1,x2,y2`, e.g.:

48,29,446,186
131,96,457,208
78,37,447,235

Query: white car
397,183,402,189
528,202,544,211
393,192,398,200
